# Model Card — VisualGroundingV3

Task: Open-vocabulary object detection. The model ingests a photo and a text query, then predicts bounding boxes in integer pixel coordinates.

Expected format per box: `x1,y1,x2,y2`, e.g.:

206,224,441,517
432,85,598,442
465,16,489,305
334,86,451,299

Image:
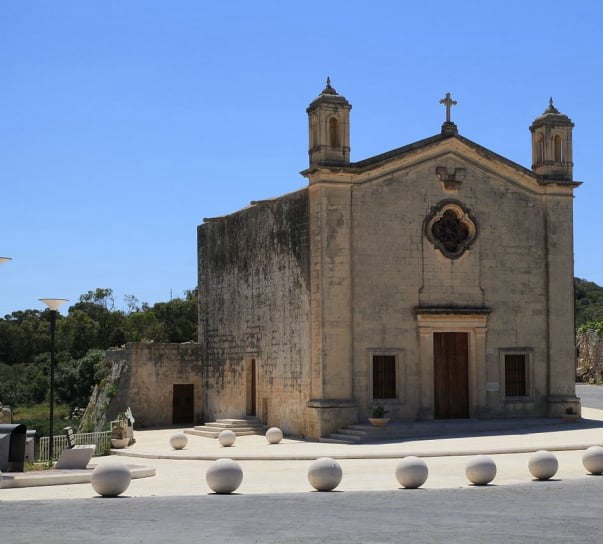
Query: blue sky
1,1,601,316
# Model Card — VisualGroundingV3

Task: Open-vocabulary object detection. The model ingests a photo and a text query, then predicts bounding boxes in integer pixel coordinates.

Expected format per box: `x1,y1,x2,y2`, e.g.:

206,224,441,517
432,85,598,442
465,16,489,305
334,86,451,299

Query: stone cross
439,93,457,123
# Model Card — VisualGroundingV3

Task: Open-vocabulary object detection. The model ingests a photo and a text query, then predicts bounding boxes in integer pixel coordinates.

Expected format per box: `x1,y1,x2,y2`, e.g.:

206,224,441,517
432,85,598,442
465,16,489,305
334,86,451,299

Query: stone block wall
105,342,203,427
198,189,312,436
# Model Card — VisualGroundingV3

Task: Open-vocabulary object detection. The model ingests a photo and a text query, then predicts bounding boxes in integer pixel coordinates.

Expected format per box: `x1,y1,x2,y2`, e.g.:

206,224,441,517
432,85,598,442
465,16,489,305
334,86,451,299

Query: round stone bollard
582,446,603,475
266,427,283,445
218,429,236,447
307,457,343,492
528,450,559,480
169,432,188,450
206,458,243,494
465,455,497,486
91,460,132,497
395,456,429,489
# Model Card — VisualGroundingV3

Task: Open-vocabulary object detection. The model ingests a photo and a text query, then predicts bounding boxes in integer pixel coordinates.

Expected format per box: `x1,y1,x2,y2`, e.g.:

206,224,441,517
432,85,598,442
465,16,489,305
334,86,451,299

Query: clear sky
1,1,601,316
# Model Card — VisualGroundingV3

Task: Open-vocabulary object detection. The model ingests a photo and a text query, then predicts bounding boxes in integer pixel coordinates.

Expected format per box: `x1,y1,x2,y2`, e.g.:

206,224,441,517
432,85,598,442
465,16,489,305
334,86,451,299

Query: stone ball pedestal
218,429,236,447
169,432,188,450
266,427,283,444
205,458,243,494
395,456,429,489
528,450,559,480
465,455,497,486
91,460,132,497
307,457,343,492
582,446,603,475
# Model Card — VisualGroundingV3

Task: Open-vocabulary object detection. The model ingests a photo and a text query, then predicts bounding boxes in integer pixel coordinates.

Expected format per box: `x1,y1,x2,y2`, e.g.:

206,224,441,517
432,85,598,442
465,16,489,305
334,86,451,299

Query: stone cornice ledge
414,307,491,316
307,399,358,409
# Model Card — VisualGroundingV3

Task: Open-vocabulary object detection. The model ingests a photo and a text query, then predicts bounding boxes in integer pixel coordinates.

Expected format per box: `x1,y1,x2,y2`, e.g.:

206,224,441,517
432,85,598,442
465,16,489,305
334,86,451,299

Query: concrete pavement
2,401,603,501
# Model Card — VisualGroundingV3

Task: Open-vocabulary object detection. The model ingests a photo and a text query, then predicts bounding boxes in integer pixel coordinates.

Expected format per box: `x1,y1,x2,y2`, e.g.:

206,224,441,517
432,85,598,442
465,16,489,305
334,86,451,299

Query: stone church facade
198,81,580,440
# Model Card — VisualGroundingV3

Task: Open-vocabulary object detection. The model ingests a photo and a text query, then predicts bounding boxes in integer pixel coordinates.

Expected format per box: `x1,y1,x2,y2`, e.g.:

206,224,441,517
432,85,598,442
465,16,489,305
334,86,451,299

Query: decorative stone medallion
424,199,477,259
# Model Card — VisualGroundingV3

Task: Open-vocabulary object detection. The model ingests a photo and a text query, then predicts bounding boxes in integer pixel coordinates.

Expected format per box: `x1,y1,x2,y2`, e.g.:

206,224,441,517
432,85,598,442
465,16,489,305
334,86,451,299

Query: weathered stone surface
98,343,202,428
197,86,580,439
577,330,603,382
199,191,312,437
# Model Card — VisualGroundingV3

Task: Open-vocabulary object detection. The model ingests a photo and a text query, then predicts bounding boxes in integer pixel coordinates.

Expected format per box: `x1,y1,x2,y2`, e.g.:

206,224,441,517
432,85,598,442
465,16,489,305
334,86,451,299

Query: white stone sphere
528,450,559,480
582,446,603,475
395,456,429,489
307,457,343,492
91,461,132,497
169,432,188,450
205,458,243,494
465,455,497,486
218,429,236,447
266,427,283,444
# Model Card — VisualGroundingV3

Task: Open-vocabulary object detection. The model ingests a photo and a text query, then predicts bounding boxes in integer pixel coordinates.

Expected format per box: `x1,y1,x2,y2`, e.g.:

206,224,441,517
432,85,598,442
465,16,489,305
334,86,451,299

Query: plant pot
368,418,390,427
110,438,129,449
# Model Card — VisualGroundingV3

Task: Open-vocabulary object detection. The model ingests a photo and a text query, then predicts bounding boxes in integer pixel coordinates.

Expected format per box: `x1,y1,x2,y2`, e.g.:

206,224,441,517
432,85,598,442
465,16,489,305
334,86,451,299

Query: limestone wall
198,189,311,436
350,153,566,419
577,330,603,382
104,342,203,427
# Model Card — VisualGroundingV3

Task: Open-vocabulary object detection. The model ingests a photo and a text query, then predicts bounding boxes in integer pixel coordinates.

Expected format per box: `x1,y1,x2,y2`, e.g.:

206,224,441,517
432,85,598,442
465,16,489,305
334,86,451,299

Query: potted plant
369,404,390,427
110,414,130,448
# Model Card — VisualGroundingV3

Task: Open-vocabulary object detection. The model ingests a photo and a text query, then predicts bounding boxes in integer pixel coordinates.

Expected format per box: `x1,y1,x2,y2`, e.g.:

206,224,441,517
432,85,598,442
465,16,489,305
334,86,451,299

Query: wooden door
249,359,257,416
172,384,195,424
433,332,469,419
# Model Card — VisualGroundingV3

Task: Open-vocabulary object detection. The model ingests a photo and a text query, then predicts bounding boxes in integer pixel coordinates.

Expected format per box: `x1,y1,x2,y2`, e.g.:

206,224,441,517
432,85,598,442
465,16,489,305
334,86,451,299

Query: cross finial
544,96,560,114
321,76,338,95
439,92,457,123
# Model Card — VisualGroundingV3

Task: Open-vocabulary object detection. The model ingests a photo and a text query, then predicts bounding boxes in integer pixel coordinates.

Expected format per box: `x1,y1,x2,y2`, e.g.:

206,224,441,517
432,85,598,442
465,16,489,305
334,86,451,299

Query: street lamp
0,257,11,265
39,298,68,461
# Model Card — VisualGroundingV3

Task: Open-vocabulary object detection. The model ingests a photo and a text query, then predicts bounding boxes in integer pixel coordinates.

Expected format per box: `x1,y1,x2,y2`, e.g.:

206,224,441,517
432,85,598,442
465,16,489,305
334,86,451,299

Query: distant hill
575,278,603,327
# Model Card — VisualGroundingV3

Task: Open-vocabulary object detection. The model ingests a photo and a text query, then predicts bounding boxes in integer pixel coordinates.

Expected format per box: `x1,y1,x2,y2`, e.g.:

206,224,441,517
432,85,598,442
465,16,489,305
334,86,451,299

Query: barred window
505,354,527,397
373,355,396,399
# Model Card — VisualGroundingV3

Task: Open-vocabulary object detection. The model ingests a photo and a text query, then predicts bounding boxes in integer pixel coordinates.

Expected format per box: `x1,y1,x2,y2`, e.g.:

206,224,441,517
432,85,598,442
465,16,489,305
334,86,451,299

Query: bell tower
306,78,351,167
529,98,574,181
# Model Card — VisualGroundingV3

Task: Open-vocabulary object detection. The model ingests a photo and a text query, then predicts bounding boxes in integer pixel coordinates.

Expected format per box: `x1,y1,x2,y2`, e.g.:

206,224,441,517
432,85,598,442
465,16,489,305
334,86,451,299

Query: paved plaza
2,385,603,542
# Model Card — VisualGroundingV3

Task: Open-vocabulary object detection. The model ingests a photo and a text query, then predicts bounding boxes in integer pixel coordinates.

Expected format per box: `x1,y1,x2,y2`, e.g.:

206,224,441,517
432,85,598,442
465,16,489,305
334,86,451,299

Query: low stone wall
103,342,203,428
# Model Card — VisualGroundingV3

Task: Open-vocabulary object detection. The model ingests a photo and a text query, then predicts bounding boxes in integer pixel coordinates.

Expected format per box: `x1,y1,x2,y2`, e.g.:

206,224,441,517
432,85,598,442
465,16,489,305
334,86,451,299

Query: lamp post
39,298,68,461
0,257,11,265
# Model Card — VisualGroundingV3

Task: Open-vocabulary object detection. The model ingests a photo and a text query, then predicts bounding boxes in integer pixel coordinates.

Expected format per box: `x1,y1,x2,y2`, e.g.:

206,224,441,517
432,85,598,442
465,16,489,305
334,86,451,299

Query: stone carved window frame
424,199,478,259
499,348,534,402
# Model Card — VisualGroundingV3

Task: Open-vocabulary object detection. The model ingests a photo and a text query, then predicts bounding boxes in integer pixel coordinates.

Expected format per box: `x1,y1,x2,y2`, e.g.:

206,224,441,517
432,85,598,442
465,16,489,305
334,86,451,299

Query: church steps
184,416,267,439
320,417,567,444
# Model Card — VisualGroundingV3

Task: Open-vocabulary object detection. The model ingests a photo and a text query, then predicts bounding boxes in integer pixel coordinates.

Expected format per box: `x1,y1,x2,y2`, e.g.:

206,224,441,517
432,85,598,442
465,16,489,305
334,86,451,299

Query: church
197,80,580,440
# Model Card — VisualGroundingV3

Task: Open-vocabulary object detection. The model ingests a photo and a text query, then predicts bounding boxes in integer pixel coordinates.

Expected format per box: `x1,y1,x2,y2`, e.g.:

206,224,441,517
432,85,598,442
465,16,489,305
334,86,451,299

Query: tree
149,289,198,342
575,278,603,326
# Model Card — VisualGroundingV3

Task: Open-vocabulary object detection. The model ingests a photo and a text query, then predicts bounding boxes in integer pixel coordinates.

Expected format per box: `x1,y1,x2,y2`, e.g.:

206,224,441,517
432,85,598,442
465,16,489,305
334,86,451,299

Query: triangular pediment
303,133,578,195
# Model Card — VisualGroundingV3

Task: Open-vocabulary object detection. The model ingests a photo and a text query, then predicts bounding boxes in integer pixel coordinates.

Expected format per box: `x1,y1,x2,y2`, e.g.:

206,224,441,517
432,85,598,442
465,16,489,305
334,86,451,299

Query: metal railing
39,430,111,462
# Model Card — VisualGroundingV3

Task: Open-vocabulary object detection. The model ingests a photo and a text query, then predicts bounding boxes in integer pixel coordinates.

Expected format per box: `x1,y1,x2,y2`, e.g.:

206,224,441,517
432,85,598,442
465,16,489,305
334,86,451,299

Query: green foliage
575,278,603,327
372,404,389,418
578,321,603,335
0,287,198,412
12,403,73,438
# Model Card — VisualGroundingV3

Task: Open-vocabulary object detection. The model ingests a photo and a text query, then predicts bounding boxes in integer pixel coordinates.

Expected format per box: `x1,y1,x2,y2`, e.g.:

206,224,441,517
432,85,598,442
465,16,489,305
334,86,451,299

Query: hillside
575,278,603,327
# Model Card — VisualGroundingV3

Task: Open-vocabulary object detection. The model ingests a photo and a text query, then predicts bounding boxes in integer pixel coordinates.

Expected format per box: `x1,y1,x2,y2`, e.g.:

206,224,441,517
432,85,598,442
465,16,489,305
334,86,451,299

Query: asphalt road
577,383,603,409
3,477,603,543
3,385,603,543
